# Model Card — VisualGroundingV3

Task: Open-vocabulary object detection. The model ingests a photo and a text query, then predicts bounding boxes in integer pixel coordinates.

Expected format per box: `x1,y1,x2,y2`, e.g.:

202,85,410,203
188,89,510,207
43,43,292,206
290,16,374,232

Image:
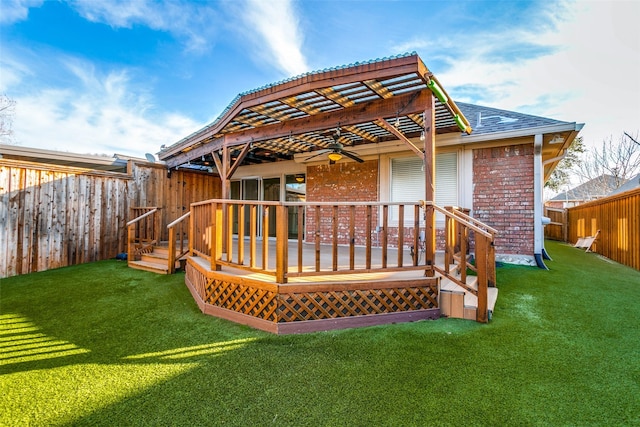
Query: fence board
566,188,640,271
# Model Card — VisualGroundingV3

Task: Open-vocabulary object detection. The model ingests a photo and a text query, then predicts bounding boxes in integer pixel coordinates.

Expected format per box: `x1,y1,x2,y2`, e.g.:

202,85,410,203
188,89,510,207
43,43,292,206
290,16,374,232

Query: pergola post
424,93,436,275
221,140,230,254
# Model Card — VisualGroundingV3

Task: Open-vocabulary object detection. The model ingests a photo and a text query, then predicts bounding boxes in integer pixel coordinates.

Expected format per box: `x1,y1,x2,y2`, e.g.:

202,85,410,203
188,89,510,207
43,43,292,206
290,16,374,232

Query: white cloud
69,0,217,52
6,55,199,156
232,0,309,76
401,1,640,149
0,0,43,25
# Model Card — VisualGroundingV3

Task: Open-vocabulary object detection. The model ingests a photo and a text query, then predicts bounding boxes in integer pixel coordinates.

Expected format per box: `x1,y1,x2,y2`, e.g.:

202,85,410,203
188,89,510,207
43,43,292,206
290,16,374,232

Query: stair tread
439,275,498,312
129,259,169,273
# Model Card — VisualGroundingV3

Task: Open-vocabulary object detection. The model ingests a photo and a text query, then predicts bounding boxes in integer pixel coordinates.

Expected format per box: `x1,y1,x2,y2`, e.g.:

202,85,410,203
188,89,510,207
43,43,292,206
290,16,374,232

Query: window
390,152,458,222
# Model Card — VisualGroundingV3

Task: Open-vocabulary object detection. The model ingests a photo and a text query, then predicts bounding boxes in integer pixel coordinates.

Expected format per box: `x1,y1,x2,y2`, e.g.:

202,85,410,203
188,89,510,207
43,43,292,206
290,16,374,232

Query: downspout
533,134,548,269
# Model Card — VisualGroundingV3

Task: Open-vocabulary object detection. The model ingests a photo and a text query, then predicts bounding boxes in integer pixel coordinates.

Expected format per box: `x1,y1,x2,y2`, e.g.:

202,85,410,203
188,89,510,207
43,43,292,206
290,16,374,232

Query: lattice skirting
185,259,440,334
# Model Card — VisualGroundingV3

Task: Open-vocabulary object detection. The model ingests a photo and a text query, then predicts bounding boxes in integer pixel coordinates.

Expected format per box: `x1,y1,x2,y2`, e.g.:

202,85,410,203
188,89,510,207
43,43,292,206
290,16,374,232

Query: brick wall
305,160,441,250
306,160,379,245
473,143,535,255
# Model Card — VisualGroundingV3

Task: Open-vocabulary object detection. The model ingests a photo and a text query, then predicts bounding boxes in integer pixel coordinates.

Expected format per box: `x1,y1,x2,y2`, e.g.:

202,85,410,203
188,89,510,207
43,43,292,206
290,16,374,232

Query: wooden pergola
158,52,472,272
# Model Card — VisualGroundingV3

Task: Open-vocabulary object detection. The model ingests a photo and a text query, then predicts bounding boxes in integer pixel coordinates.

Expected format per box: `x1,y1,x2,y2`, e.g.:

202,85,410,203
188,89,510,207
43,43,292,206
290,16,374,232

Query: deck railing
189,200,430,275
188,199,495,322
127,207,161,263
430,202,496,322
167,211,191,274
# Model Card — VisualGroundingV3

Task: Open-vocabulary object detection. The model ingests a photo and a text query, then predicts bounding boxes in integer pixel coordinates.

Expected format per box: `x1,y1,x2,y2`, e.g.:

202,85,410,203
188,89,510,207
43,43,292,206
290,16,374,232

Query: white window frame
381,150,460,226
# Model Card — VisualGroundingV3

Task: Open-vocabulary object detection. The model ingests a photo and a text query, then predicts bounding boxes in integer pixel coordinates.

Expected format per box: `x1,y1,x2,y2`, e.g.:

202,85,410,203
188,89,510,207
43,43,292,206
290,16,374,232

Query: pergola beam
374,118,423,158
223,90,431,147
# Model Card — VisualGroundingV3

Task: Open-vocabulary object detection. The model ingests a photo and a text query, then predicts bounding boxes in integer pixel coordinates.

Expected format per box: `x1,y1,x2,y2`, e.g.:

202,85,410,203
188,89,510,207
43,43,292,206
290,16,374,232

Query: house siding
473,143,535,255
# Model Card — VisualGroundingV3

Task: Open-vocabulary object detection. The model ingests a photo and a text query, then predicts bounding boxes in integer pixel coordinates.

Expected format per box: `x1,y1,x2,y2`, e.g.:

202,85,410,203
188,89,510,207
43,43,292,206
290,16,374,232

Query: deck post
211,202,222,271
476,236,489,323
127,223,134,264
168,225,176,274
275,204,288,283
423,93,436,276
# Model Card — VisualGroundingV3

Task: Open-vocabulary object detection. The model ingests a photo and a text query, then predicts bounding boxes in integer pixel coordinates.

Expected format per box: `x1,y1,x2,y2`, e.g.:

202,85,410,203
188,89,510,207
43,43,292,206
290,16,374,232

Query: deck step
128,259,170,274
439,275,498,320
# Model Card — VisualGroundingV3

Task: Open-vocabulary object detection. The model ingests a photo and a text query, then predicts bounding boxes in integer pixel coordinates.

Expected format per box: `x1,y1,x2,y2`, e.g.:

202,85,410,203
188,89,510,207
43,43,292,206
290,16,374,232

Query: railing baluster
297,205,303,273
413,205,420,266
397,205,404,267
332,205,338,271
365,205,372,269
238,204,245,265
315,206,321,272
460,225,467,283
226,204,233,262
382,204,388,268
262,206,269,270
250,204,257,268
349,206,355,270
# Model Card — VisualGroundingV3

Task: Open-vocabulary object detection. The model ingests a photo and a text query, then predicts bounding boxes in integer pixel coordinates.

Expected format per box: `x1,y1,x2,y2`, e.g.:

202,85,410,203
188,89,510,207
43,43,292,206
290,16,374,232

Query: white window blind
390,153,458,222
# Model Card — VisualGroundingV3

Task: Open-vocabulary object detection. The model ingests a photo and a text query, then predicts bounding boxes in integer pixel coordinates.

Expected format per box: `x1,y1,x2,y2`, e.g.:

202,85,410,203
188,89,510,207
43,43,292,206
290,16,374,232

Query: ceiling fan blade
302,149,330,162
342,150,364,163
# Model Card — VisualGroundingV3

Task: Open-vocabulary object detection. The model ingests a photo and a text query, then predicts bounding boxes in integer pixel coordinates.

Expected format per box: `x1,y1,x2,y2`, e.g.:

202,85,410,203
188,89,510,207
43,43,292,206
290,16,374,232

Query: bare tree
0,94,17,144
574,131,640,194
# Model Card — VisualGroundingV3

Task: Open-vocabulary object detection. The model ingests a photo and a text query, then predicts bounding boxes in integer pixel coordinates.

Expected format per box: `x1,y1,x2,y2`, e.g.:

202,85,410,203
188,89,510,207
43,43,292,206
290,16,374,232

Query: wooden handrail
167,211,191,228
423,201,494,239
127,208,160,266
126,208,158,227
450,206,498,235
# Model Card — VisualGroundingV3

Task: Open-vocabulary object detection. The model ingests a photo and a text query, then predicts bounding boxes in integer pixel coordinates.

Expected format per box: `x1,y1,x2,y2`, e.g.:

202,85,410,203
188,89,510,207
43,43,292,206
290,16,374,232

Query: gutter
533,134,549,269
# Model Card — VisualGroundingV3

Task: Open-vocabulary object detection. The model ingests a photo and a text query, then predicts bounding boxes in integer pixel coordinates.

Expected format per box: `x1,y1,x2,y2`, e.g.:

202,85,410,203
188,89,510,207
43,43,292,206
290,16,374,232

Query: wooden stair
128,242,186,275
439,274,498,321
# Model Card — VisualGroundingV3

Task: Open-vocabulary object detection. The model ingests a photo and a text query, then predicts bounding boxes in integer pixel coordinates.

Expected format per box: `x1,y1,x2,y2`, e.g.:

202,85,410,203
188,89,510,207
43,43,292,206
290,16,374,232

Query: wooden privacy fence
544,207,567,241
0,160,131,278
0,159,221,278
566,188,640,271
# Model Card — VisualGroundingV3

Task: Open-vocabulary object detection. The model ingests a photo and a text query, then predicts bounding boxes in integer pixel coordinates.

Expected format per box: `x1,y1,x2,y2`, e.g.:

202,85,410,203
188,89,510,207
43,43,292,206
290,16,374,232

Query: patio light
327,152,343,162
427,79,448,104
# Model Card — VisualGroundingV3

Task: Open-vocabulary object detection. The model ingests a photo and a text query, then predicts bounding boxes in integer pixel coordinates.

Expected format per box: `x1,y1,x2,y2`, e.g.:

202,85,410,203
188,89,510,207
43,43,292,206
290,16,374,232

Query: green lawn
1,240,639,426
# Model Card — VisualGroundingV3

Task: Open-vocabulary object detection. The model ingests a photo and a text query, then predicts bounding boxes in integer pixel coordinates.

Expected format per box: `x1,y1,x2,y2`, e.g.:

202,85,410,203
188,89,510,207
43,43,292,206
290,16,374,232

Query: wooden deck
128,199,498,331
184,239,495,334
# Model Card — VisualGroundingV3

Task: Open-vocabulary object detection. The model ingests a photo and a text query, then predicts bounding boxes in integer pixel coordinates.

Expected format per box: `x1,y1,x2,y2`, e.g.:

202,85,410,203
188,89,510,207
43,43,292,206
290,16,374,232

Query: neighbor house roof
0,144,130,172
609,173,640,195
550,175,622,202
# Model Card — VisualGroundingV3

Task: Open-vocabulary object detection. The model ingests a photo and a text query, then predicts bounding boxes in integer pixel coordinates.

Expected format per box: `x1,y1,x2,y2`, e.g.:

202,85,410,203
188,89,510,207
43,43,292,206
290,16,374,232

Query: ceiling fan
302,128,364,164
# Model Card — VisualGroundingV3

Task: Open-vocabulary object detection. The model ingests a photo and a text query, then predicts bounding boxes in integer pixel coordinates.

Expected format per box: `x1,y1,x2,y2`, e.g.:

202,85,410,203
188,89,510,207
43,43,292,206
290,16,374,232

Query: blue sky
1,0,638,158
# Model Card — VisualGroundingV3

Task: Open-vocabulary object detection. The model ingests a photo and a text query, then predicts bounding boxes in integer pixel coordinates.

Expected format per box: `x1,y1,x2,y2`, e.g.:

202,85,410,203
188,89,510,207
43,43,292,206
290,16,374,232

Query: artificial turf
1,240,639,426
